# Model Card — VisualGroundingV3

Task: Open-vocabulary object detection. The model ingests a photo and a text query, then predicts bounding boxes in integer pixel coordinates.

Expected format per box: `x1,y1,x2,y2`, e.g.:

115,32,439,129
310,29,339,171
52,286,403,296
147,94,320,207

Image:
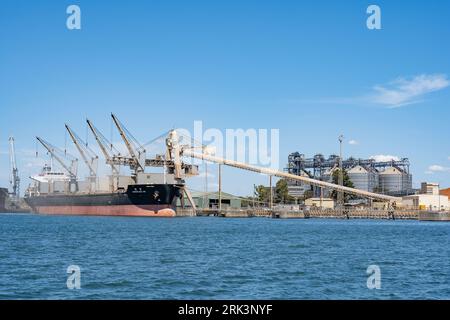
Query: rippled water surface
0,213,449,299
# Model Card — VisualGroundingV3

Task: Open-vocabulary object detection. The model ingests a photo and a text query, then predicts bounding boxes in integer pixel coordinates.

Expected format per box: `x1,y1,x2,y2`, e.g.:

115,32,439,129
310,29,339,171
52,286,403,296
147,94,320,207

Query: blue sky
1,0,450,196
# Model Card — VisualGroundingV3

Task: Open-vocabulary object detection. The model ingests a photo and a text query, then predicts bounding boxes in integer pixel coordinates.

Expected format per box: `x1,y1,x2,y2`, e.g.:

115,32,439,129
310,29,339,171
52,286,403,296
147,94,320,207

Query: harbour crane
167,130,402,204
111,113,146,175
36,137,79,192
65,124,99,192
8,136,20,201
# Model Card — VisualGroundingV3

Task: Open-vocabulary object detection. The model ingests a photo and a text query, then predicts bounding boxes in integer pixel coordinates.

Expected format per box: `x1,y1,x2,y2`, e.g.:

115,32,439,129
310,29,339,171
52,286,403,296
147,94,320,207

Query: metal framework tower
8,136,20,200
337,135,344,207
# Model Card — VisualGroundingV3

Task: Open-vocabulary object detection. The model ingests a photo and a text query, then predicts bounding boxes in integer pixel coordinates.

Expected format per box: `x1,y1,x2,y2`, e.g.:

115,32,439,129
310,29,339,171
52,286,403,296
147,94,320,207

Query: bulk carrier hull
25,184,183,217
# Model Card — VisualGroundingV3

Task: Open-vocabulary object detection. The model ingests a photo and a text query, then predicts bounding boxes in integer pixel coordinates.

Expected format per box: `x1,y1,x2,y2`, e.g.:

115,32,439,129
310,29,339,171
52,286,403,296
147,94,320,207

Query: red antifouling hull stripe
32,205,176,217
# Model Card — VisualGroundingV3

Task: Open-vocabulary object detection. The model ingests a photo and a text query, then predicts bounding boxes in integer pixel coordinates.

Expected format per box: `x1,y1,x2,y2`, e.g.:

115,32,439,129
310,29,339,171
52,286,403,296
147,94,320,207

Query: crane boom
86,119,120,176
65,124,98,177
111,113,145,173
181,149,402,203
8,136,20,198
36,137,78,179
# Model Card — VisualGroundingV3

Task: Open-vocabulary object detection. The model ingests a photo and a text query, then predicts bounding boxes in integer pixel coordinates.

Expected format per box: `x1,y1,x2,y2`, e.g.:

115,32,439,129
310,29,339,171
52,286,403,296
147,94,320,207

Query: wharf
418,211,450,221
192,208,422,220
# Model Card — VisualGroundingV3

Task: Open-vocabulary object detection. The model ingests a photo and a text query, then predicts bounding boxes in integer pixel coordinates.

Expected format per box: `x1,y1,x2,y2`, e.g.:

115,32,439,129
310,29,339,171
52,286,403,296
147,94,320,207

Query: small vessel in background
0,188,8,212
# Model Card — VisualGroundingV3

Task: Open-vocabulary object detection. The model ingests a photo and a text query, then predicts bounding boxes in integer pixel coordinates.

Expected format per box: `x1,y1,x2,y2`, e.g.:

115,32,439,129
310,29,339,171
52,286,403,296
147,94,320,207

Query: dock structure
190,207,428,220
418,211,450,221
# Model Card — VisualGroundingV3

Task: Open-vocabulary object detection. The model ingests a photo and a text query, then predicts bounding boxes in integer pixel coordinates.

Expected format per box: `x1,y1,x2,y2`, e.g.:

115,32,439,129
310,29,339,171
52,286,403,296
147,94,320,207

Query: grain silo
379,166,412,196
347,165,379,193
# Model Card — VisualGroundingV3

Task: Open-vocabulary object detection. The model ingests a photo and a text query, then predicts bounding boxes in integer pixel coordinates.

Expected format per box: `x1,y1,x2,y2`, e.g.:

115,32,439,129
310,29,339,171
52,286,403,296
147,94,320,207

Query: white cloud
371,74,449,108
348,140,359,145
289,74,449,109
428,165,450,172
370,155,400,162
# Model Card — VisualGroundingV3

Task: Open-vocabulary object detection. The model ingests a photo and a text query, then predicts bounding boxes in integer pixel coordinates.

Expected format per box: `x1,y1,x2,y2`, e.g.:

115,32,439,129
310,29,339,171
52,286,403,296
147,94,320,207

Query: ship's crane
111,113,146,175
8,136,20,201
36,137,78,191
65,124,99,192
86,119,123,192
167,130,402,204
86,119,120,176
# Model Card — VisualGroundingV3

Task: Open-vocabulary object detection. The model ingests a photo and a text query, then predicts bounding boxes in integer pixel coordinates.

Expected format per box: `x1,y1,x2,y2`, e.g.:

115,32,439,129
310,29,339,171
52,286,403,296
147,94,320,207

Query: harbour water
0,213,449,300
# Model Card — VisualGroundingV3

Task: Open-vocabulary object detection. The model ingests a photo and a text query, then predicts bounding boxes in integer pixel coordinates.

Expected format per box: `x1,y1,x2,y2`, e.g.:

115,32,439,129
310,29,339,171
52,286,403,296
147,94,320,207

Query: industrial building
304,198,334,209
421,182,440,195
286,152,413,198
402,194,449,211
190,191,242,210
440,188,450,199
402,182,449,211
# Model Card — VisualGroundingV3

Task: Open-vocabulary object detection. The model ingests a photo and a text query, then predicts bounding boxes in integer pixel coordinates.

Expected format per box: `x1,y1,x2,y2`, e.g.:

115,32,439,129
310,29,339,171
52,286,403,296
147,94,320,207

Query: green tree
275,179,294,204
254,185,269,204
302,189,314,201
331,169,355,202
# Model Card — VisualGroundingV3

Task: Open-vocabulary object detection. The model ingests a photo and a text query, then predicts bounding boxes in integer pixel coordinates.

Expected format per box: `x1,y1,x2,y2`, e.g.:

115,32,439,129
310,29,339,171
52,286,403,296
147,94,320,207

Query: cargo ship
24,165,183,216
25,182,183,217
24,115,198,217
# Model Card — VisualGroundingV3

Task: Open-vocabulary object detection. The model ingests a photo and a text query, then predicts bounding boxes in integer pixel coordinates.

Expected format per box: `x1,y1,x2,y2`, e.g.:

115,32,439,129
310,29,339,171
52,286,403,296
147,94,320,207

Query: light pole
338,135,344,208
438,183,441,212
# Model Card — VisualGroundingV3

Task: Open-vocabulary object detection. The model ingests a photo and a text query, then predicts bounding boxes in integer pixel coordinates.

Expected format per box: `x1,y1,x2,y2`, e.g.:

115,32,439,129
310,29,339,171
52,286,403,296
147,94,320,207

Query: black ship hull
24,184,183,217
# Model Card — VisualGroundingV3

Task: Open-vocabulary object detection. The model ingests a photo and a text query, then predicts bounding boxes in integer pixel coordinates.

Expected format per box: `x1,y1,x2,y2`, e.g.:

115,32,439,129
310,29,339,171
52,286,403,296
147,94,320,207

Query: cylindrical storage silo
379,167,405,195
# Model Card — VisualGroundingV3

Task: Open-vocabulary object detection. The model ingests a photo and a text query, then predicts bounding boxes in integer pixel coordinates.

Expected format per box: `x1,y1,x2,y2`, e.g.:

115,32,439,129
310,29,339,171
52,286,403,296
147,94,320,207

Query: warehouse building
305,197,334,209
402,194,449,211
190,191,242,209
402,182,449,211
440,188,450,199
